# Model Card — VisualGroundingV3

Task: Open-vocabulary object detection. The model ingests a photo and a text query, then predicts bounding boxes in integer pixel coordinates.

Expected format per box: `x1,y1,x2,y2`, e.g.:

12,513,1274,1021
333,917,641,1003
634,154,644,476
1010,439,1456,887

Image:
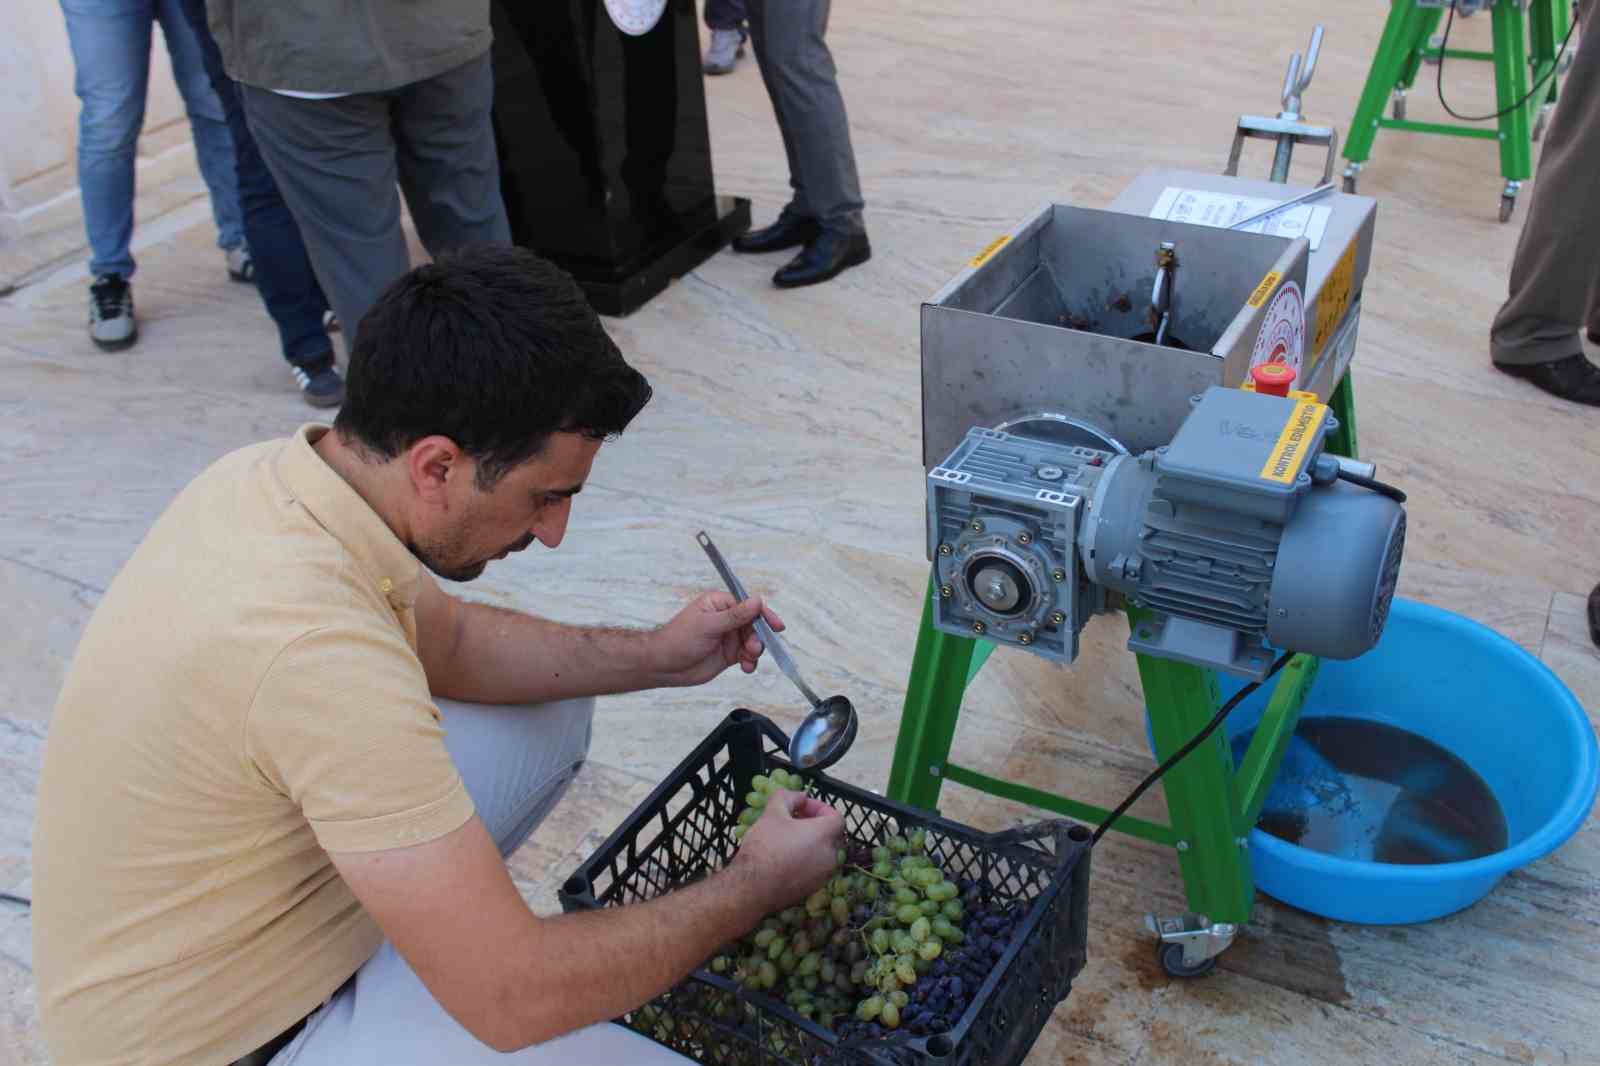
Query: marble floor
3,2,1598,1063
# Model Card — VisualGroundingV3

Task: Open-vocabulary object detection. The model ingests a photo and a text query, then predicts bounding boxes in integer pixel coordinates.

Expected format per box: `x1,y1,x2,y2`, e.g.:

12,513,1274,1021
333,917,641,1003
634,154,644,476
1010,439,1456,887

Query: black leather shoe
733,213,820,254
1589,584,1600,649
773,230,871,289
1493,353,1600,406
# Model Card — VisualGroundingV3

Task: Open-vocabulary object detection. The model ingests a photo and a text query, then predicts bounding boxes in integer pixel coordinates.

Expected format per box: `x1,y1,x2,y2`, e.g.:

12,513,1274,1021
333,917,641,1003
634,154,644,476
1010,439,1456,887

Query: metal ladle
697,531,858,772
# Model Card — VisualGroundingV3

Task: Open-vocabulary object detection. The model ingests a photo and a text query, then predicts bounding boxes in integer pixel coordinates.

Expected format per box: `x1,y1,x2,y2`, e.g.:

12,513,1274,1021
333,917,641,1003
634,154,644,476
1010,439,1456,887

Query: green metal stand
887,377,1360,928
1341,0,1572,221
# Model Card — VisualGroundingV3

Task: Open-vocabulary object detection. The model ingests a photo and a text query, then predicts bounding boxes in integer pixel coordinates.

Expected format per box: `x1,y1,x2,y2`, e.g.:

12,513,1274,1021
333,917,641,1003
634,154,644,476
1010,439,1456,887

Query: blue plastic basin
1186,599,1596,924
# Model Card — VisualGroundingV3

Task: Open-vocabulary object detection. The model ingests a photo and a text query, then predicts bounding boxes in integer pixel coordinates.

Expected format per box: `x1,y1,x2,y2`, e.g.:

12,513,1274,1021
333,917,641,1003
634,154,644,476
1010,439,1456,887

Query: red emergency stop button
1251,362,1297,397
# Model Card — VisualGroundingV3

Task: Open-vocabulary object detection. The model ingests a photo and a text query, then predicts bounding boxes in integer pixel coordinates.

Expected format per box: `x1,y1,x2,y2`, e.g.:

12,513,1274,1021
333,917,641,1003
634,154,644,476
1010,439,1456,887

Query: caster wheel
1158,942,1217,979
1392,93,1407,122
1342,173,1358,194
1499,193,1517,224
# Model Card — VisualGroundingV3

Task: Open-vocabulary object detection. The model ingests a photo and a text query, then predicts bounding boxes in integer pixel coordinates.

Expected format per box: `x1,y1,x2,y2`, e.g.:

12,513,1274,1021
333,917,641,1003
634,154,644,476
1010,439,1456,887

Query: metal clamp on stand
1227,25,1340,184
1145,913,1239,978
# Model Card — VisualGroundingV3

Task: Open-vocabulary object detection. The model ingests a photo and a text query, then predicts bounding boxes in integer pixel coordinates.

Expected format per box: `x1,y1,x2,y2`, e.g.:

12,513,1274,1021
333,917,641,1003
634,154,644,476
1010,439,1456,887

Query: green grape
732,825,748,841
737,807,760,828
881,1002,901,1029
878,971,901,994
778,949,798,974
830,928,851,949
909,917,931,943
869,928,889,954
909,829,927,851
819,959,836,983
941,899,964,921
797,1002,816,1019
745,791,768,809
871,846,891,863
754,928,778,949
895,903,921,925
780,907,804,926
791,931,812,956
891,931,916,955
801,974,819,992
856,995,883,1021
831,897,851,924
798,952,821,976
895,956,917,985
872,860,894,879
711,955,730,973
806,889,829,916
894,888,919,907
919,900,940,916
925,881,958,902
767,936,787,960
888,990,910,1008
914,955,933,974
887,835,909,854
751,774,772,793
931,916,957,940
759,960,778,989
862,880,880,901
917,938,943,961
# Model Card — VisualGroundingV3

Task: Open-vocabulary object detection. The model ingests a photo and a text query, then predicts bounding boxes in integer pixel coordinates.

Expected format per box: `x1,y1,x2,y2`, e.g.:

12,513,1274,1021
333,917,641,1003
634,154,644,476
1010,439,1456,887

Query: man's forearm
429,597,661,704
486,863,769,1050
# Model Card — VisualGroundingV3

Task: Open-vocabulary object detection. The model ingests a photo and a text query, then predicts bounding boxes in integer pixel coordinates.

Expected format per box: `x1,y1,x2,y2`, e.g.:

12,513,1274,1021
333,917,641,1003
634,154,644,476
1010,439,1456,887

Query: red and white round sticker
604,0,668,35
1250,280,1305,373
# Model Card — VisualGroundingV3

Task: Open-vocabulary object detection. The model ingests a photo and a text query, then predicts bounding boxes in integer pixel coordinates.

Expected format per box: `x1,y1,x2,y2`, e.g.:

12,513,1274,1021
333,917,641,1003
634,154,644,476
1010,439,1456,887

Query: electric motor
928,387,1406,679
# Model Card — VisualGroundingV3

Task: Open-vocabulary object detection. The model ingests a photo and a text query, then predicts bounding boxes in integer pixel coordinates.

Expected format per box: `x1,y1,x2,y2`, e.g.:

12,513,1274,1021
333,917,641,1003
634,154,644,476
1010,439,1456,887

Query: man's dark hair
334,245,653,487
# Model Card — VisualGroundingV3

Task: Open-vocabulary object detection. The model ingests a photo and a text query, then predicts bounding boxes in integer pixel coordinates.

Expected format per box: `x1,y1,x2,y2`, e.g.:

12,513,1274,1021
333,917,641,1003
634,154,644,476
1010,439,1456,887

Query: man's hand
649,590,787,688
731,789,845,913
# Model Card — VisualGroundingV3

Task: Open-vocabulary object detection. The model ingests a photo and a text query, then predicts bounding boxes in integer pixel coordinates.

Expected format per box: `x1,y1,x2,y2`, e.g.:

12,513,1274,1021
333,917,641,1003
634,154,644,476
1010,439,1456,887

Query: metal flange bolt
972,621,987,635
1049,610,1066,625
1017,531,1033,546
970,520,986,534
939,584,954,599
937,543,953,556
1051,567,1067,582
1018,631,1035,645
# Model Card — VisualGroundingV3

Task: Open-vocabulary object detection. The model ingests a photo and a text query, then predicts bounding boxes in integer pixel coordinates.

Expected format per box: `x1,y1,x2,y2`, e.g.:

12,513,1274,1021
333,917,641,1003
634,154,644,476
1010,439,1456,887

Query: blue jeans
61,0,244,280
175,0,332,368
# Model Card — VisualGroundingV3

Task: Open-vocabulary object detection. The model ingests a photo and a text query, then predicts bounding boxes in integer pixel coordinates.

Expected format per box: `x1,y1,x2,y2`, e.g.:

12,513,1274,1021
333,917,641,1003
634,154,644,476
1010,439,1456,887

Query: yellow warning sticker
1247,271,1282,309
1259,399,1329,484
1310,240,1359,366
968,235,1011,268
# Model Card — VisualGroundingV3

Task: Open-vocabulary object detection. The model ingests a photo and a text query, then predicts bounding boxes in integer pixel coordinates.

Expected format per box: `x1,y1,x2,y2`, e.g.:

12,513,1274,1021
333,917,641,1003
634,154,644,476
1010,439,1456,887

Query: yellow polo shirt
32,425,476,1066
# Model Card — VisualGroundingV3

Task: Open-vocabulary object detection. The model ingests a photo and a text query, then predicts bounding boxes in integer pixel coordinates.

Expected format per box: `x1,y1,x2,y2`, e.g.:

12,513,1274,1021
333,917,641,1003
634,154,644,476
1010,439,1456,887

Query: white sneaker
225,244,255,283
703,28,746,75
89,274,138,351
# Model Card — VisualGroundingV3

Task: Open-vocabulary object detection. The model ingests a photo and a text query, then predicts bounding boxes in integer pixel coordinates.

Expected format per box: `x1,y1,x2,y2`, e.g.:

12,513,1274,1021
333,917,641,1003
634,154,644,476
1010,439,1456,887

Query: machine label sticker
1259,399,1328,484
1149,187,1332,250
968,235,1011,269
1250,280,1306,373
1309,240,1359,371
1247,271,1282,308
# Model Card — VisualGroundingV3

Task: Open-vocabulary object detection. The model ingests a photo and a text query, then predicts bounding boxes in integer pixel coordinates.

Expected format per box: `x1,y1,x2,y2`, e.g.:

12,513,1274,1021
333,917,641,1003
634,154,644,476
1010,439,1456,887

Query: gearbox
927,387,1405,679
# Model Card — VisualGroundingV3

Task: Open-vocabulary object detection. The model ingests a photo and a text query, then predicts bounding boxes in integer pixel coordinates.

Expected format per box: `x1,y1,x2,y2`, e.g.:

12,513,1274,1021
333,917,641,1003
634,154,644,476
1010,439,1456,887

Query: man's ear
405,436,465,508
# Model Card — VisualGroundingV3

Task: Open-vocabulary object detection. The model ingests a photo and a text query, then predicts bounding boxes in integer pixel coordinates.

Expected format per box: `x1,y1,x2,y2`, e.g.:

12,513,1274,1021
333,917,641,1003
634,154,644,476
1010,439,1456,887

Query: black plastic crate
559,709,1091,1066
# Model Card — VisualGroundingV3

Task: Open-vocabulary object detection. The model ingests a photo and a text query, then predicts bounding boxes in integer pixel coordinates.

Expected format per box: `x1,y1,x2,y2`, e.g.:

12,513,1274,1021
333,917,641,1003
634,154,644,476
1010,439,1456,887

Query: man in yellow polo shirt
32,245,844,1066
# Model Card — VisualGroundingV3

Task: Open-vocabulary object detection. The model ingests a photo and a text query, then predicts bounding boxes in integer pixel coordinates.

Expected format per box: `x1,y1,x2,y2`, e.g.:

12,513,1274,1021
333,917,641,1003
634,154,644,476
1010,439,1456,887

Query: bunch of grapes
696,767,1027,1048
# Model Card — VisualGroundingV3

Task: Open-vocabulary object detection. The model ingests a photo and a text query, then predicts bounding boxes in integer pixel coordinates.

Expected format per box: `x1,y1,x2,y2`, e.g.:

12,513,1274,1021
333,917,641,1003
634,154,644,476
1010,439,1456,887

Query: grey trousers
1489,17,1600,366
745,0,865,234
270,697,690,1065
240,51,511,347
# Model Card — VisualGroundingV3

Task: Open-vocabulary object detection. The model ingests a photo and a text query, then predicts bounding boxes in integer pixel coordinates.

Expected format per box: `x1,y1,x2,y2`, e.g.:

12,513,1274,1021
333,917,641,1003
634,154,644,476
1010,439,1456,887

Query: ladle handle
696,532,823,708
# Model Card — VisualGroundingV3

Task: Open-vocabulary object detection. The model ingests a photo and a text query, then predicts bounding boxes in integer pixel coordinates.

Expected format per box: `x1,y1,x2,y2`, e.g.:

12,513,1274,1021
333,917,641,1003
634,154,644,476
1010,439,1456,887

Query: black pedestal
490,0,749,317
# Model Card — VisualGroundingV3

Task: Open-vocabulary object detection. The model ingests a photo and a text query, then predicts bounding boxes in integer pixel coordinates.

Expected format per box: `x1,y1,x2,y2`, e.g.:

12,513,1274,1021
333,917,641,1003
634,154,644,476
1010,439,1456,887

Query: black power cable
1336,468,1408,503
0,891,30,908
1436,1,1580,122
1090,650,1297,846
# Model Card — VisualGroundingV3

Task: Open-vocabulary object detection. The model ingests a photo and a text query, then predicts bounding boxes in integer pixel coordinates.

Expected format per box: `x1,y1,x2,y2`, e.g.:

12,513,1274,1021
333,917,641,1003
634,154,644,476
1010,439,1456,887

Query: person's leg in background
1489,15,1600,405
737,0,868,288
172,0,343,407
240,86,412,345
389,54,512,259
702,0,748,75
152,0,247,280
269,697,693,1065
59,0,153,350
